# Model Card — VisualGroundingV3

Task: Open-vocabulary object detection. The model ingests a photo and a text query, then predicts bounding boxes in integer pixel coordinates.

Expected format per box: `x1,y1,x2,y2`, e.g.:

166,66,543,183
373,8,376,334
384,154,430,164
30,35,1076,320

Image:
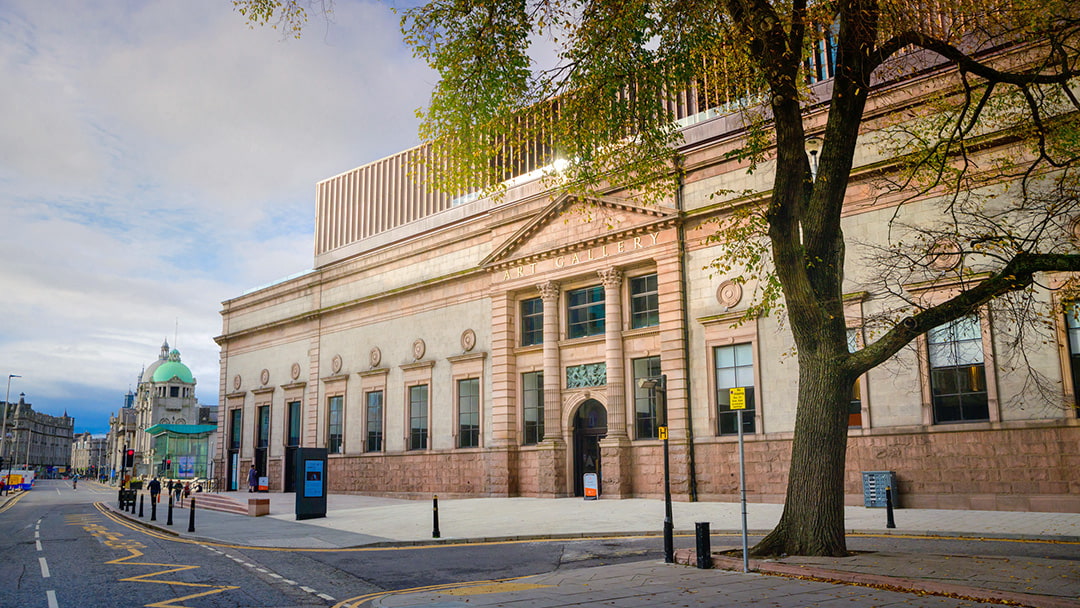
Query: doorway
572,399,607,497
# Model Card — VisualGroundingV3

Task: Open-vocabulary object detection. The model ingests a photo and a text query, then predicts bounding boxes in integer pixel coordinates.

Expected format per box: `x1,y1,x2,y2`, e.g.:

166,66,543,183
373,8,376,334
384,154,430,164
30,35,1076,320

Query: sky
0,1,436,435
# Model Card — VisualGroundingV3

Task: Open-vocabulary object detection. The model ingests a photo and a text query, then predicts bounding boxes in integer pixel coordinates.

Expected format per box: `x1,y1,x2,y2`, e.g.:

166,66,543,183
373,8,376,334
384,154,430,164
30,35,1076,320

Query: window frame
632,356,662,439
629,273,660,329
256,404,270,449
326,394,344,454
408,384,429,451
566,285,606,339
713,343,757,435
522,371,544,445
228,408,242,451
365,390,384,452
927,314,990,424
520,297,544,347
456,378,481,448
285,400,302,448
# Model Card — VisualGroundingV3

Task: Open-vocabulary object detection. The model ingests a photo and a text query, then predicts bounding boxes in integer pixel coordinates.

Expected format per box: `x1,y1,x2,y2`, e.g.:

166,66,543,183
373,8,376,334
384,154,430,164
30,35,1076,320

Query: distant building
71,432,107,476
1,393,74,474
106,401,136,481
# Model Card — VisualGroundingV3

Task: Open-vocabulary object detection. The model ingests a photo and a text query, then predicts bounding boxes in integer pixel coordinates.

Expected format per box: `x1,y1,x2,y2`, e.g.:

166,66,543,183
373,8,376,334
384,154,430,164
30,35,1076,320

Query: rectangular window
409,385,428,450
929,315,989,423
633,356,662,439
286,400,301,447
457,378,480,448
256,405,270,449
327,395,344,453
228,409,242,450
169,386,180,398
630,274,659,329
521,297,544,346
847,329,862,428
567,285,605,339
522,371,544,445
1067,303,1080,410
715,343,756,435
366,391,383,452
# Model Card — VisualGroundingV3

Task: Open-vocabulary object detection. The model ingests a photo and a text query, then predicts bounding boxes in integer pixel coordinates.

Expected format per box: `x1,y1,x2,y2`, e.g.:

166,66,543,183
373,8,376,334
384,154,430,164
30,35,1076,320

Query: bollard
695,522,712,569
188,497,195,533
118,488,124,510
150,498,157,522
885,486,896,529
432,494,441,539
167,495,174,526
139,494,145,518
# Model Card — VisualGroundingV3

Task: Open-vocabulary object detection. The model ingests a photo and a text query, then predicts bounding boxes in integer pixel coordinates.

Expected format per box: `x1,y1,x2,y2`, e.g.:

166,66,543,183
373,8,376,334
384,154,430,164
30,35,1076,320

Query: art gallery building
214,48,1080,512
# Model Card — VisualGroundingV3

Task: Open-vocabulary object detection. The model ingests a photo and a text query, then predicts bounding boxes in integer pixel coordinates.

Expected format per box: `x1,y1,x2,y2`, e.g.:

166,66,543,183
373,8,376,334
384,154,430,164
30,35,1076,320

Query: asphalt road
2,479,1074,608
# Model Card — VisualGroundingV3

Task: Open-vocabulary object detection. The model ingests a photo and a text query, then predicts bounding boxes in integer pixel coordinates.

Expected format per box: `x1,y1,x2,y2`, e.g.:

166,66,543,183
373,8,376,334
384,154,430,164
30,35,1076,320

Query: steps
179,492,250,516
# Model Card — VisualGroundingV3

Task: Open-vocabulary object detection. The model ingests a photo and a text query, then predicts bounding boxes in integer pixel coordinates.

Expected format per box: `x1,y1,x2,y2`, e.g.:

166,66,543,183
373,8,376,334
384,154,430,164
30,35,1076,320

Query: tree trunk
752,354,852,557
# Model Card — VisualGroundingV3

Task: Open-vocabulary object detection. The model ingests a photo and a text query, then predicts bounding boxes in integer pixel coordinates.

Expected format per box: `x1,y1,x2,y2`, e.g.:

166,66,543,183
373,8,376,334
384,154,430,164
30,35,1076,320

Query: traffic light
124,449,135,468
165,458,171,470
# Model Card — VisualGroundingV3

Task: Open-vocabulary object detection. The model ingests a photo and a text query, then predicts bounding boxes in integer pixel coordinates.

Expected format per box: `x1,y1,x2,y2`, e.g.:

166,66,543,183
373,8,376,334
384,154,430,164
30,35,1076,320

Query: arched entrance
572,399,607,497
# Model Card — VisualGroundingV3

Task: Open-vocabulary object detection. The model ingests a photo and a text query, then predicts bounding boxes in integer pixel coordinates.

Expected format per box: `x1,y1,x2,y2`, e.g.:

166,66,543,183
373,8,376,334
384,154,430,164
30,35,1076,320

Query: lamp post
2,375,21,492
639,375,672,563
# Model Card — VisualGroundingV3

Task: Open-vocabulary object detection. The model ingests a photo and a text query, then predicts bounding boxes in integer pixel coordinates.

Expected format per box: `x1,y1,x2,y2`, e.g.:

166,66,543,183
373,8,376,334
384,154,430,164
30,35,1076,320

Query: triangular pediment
482,194,677,269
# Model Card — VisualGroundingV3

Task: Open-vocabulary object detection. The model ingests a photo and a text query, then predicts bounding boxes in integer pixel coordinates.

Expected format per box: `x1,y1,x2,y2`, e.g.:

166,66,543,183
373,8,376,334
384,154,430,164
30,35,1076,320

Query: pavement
20,483,1080,607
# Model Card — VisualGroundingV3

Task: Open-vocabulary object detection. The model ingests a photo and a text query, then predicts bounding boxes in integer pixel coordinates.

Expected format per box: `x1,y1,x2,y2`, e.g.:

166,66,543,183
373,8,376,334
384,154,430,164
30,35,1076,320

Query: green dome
152,356,194,384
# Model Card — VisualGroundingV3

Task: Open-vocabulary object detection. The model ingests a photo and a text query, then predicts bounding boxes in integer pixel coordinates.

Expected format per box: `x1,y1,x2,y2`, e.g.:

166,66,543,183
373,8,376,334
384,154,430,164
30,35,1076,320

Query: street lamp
2,375,20,494
638,374,672,563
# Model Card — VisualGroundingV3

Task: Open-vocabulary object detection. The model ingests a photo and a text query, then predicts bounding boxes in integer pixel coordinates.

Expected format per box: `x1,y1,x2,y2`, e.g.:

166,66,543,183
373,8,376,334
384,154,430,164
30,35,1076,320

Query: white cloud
0,0,433,433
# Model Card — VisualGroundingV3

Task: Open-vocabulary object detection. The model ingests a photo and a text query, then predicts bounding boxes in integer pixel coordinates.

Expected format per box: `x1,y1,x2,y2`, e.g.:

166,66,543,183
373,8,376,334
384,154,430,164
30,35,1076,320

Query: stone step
176,492,249,516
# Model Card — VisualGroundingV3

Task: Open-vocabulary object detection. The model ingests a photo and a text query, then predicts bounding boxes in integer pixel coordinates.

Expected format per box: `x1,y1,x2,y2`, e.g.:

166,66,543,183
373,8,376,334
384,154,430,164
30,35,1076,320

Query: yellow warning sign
658,426,668,440
729,387,746,410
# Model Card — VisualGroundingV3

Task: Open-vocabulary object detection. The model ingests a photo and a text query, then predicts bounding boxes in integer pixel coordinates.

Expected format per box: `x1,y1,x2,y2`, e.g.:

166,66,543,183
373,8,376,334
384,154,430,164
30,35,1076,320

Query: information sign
729,387,747,410
658,426,668,440
583,473,599,500
294,448,327,520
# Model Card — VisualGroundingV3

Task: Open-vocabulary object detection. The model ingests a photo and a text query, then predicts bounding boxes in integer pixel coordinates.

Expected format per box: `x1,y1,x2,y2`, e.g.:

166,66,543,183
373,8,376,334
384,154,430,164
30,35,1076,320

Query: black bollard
139,494,145,518
885,487,896,529
187,497,195,533
695,522,712,569
432,494,440,539
167,495,174,526
118,488,124,510
150,497,157,522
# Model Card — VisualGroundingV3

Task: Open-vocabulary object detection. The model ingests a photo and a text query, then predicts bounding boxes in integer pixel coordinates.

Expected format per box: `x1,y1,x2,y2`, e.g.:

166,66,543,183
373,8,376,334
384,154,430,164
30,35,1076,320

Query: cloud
0,0,433,435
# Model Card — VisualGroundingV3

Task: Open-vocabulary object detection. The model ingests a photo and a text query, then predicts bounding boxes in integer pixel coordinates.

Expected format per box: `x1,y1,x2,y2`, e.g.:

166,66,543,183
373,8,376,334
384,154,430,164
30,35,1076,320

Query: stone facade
215,46,1080,512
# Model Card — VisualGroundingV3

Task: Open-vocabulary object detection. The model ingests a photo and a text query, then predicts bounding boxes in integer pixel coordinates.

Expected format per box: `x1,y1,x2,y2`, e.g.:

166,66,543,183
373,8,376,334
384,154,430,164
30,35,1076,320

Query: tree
236,0,1080,556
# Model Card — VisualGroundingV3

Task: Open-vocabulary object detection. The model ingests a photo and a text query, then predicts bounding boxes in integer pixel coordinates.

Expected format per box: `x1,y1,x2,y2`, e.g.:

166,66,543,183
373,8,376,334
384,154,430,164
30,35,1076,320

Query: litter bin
861,471,896,508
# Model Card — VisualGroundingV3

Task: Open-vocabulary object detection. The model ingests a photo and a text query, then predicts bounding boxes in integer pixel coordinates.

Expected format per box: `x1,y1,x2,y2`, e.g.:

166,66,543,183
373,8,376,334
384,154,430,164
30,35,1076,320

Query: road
1,479,1073,608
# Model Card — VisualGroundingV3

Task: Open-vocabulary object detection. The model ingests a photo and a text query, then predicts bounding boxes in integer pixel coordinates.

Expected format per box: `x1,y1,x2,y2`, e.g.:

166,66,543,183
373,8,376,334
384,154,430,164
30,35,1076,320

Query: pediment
482,194,677,269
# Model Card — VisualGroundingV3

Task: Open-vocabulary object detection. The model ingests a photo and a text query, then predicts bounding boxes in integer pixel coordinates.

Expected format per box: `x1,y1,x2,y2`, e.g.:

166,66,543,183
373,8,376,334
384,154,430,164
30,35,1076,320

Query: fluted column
538,281,563,442
598,268,627,438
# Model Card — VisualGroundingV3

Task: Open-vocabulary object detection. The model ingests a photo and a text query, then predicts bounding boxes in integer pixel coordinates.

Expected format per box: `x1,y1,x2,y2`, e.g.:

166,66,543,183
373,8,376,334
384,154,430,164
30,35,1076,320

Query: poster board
583,473,599,500
294,447,327,520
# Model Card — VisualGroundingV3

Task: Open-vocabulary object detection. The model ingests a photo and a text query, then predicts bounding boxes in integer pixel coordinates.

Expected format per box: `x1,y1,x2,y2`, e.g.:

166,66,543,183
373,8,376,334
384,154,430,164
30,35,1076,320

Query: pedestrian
166,479,175,502
0,479,5,496
173,481,182,502
183,482,191,499
72,474,78,490
248,464,258,493
148,477,161,504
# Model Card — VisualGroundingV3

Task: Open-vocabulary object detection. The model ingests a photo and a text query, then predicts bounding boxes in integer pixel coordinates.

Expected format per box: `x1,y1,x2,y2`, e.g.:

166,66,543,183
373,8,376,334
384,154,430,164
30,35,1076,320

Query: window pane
522,371,544,444
458,378,480,448
714,345,756,435
521,298,544,346
567,286,605,339
630,274,659,329
328,396,343,453
409,385,428,450
633,356,661,439
929,315,988,424
366,391,383,452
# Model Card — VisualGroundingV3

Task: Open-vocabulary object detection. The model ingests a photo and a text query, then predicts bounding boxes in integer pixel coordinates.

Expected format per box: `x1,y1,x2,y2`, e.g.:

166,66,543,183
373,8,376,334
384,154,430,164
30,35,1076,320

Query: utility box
861,471,897,508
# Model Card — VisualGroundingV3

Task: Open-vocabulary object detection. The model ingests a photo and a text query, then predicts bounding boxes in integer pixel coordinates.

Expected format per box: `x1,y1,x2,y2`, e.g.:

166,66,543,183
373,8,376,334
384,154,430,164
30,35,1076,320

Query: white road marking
39,557,50,578
36,540,42,551
317,593,336,601
300,586,317,593
46,590,58,608
35,530,39,539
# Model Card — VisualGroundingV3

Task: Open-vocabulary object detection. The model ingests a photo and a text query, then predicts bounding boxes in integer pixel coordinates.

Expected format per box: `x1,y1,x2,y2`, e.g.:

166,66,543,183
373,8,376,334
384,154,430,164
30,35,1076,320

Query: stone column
536,280,567,496
598,267,632,497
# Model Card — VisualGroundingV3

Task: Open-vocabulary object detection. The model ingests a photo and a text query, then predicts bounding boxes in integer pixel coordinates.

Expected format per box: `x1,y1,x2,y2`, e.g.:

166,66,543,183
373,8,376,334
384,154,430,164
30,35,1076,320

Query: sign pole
730,387,749,573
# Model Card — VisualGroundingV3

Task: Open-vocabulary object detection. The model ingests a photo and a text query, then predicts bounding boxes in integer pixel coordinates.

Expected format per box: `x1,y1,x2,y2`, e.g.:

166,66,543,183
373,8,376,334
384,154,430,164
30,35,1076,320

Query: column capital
537,280,560,301
597,267,622,288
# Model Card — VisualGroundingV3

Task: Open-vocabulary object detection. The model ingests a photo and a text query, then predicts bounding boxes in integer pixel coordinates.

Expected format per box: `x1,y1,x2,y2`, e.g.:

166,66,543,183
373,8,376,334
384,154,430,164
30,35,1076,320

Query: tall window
409,385,429,450
633,356,662,439
522,371,544,444
847,329,863,428
286,400,301,447
327,395,344,453
256,405,270,449
630,274,659,329
458,378,480,448
929,315,989,423
715,343,755,434
228,409,242,450
366,391,383,452
567,285,605,338
521,298,544,346
1067,303,1080,409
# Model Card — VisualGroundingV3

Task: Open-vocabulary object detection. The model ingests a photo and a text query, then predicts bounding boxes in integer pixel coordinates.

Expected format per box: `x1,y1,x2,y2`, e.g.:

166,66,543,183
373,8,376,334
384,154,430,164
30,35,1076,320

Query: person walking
72,474,78,490
166,479,175,502
248,464,258,493
148,477,161,504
